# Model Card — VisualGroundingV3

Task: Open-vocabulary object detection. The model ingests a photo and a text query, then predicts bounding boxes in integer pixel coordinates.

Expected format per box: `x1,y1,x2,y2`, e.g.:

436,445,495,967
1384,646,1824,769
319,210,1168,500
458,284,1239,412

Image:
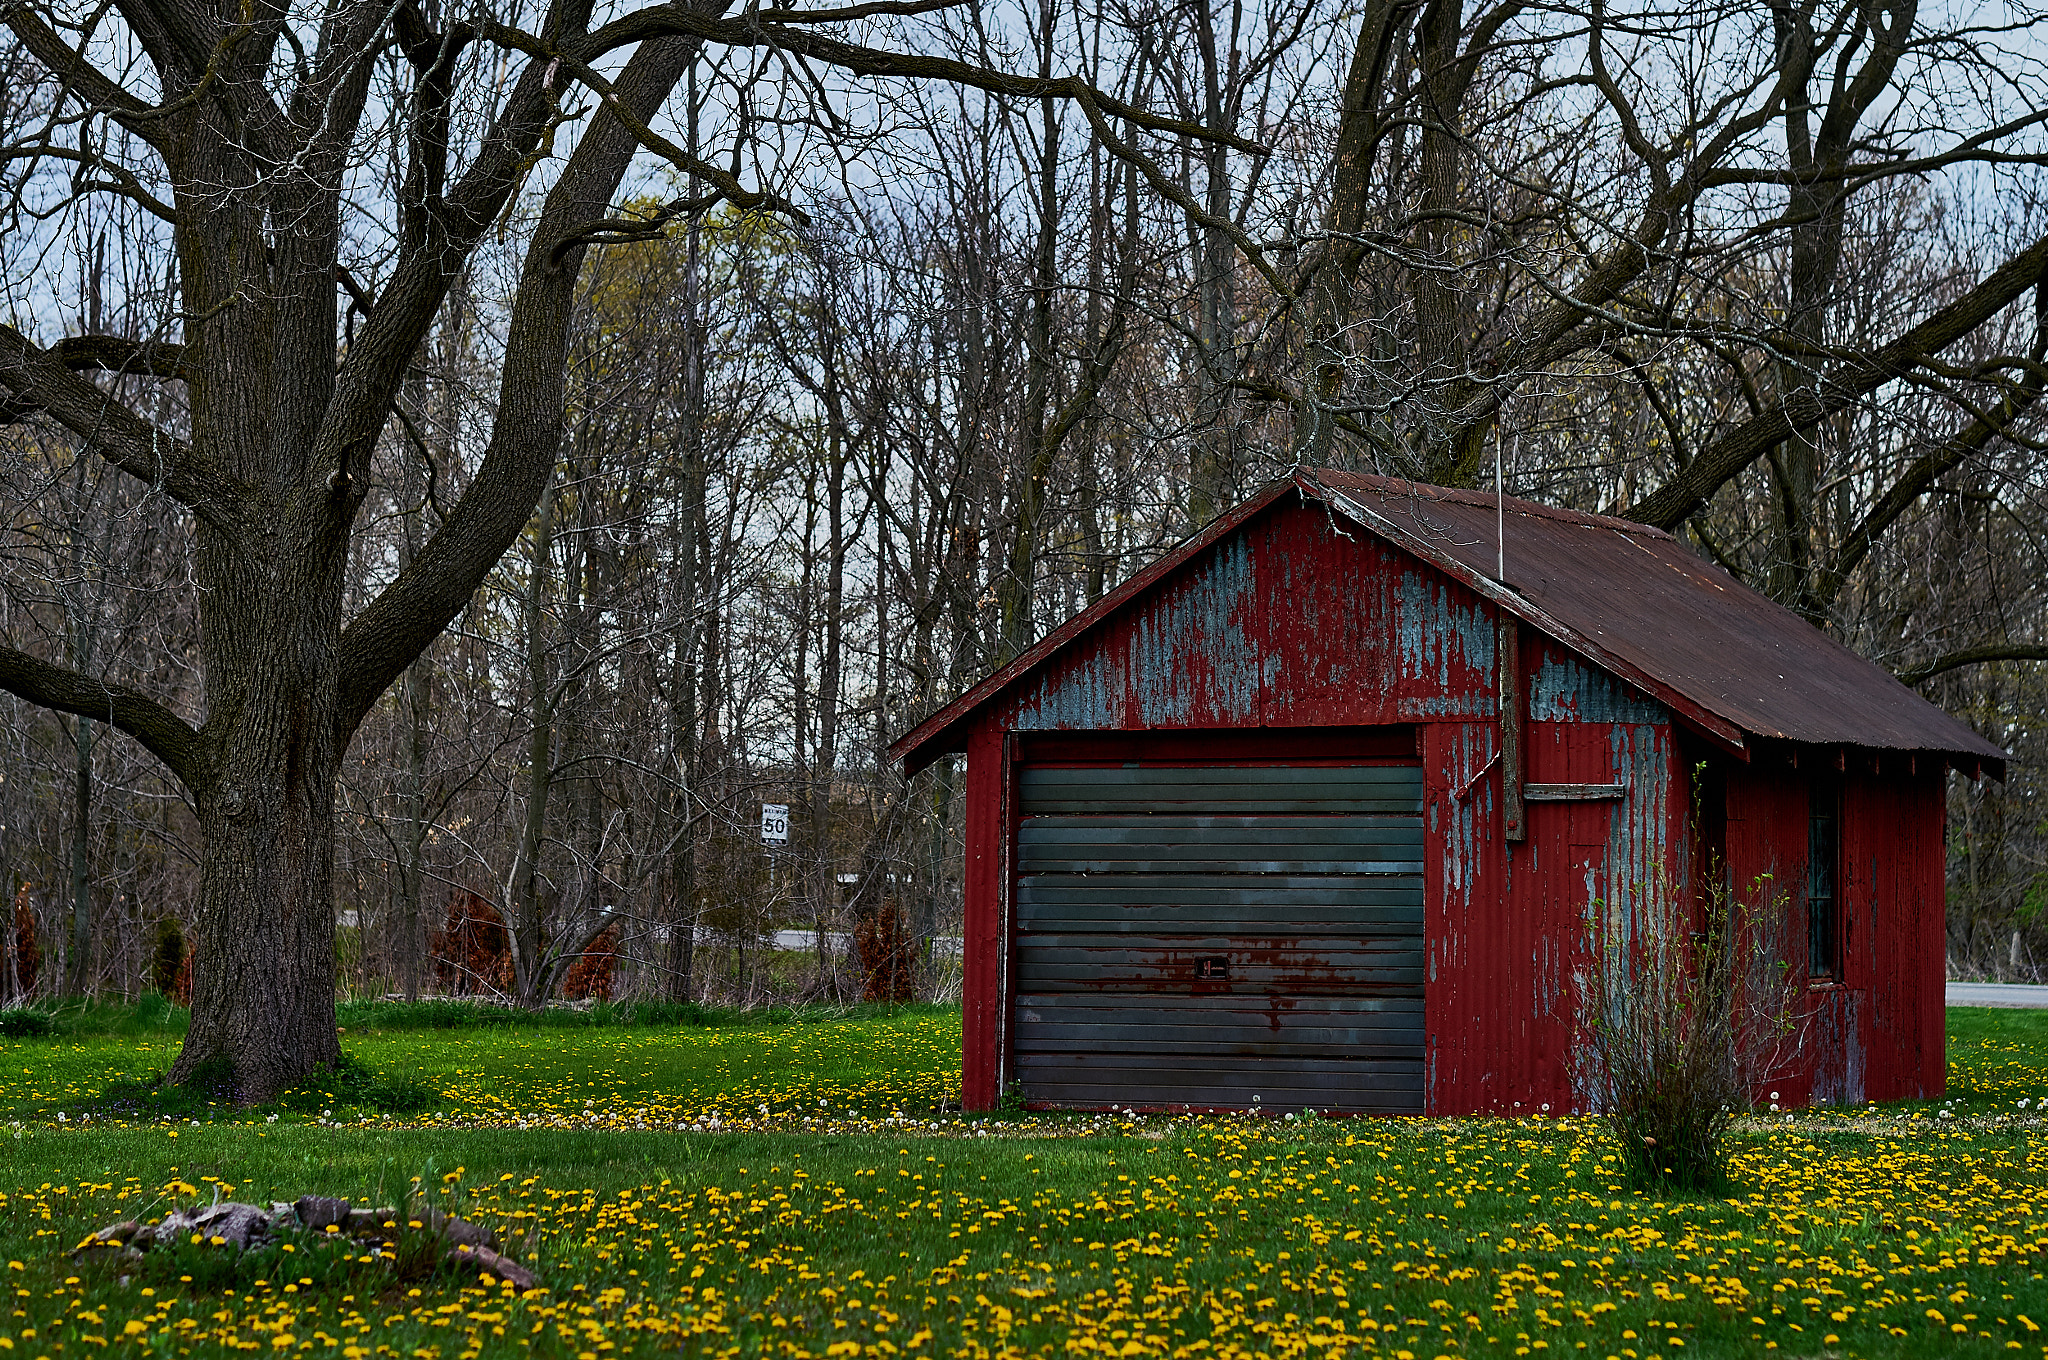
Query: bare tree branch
1899,644,2048,687
577,5,1270,156
1625,231,2048,530
334,31,711,739
471,24,811,237
0,643,211,792
0,323,247,540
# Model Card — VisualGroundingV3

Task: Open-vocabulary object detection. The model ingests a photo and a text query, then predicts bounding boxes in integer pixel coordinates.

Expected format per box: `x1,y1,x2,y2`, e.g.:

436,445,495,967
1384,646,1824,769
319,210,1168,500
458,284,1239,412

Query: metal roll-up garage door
1013,761,1425,1113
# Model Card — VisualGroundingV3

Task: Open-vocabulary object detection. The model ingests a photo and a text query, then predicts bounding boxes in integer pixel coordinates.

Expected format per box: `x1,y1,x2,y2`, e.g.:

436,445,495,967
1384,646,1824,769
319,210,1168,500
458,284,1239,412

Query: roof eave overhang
1748,737,2007,782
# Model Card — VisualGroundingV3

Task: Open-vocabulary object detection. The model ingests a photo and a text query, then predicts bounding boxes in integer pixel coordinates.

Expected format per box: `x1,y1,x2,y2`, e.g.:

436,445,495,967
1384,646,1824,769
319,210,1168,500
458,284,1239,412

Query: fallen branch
73,1194,540,1290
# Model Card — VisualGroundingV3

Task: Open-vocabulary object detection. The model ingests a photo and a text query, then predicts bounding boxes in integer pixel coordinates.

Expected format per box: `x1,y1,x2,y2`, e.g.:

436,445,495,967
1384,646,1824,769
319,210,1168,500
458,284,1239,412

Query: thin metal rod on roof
1495,425,1506,583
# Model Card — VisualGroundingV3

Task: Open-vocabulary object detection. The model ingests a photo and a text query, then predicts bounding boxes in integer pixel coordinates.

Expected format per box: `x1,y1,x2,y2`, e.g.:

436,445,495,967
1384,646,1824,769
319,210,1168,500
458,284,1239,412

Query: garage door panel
1016,1053,1425,1113
1019,914,1424,939
1017,1052,1426,1081
1015,1001,1424,1057
1024,790,1425,811
1019,855,1425,876
1020,1084,1423,1114
1018,875,1425,925
1016,932,1422,956
1018,1034,1425,1060
1023,766,1421,789
1013,758,1425,1114
1021,816,1425,844
1021,767,1421,811
1017,944,1424,991
1019,908,1424,936
1018,994,1424,1021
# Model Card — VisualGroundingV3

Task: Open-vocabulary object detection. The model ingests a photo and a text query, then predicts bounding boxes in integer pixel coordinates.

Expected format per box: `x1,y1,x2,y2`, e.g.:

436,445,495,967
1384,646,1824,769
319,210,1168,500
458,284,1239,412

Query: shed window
1807,785,1840,981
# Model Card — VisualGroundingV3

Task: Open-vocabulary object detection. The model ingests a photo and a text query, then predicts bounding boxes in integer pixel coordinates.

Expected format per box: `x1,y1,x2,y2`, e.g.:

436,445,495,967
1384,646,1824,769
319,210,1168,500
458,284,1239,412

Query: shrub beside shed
891,471,2005,1116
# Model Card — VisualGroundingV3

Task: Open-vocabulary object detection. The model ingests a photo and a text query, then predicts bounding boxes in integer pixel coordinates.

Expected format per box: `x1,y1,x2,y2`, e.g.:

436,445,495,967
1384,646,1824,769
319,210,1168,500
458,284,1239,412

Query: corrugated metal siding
1012,762,1425,1113
1724,760,1945,1107
1001,503,1496,735
1423,721,1505,1111
1254,509,1496,725
960,721,1009,1110
1809,988,1865,1106
1846,767,1947,1101
1426,637,1680,1116
1007,533,1262,732
1724,764,1812,1106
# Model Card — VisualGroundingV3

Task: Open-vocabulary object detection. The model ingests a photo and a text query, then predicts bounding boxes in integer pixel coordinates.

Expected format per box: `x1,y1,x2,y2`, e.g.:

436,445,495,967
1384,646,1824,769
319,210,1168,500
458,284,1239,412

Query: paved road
1947,982,2048,1008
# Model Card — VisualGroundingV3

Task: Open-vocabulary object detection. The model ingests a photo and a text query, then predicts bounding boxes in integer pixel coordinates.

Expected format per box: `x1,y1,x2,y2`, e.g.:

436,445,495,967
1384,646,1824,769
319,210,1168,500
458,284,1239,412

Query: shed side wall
1725,765,1812,1106
1423,721,1505,1111
961,719,1009,1110
1847,768,1948,1101
1725,762,1946,1107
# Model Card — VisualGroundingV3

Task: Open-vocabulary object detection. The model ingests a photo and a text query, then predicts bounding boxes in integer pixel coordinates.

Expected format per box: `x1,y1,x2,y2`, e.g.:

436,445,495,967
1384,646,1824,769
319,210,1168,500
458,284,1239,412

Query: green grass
0,1008,2039,1359
0,995,189,1041
0,995,951,1042
1948,1006,2048,1104
0,1006,960,1127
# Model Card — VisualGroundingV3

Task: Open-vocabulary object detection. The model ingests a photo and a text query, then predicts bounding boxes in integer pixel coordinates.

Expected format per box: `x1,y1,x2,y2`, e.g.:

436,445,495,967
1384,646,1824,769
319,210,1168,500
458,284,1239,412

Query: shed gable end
996,500,1505,734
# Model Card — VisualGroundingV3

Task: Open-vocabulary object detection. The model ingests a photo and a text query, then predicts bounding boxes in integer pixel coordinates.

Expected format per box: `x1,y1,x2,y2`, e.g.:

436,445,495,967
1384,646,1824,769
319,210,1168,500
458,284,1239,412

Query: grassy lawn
0,1007,2039,1359
0,1004,963,1127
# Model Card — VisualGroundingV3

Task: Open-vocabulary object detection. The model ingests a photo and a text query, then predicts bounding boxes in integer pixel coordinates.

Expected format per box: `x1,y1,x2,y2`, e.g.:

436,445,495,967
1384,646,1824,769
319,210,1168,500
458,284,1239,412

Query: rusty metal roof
891,469,2006,774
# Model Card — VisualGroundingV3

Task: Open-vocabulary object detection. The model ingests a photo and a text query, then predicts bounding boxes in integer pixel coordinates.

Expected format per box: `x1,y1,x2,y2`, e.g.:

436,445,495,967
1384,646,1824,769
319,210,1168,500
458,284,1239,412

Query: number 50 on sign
760,803,789,846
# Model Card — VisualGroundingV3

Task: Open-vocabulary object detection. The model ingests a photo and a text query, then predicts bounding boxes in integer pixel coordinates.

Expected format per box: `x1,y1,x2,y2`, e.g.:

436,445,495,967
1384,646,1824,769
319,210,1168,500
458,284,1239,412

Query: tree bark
397,656,433,1004
663,137,706,1005
1189,0,1240,524
0,742,19,1005
507,480,561,1011
65,717,93,997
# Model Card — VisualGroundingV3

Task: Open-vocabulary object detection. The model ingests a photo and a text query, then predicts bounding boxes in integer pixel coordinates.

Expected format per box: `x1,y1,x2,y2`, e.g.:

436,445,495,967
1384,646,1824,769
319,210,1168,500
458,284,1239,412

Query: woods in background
2,0,2045,1025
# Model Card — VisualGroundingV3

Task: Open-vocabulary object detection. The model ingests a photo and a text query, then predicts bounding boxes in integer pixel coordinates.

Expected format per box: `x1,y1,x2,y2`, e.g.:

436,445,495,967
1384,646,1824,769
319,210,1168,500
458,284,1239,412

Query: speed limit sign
760,803,789,846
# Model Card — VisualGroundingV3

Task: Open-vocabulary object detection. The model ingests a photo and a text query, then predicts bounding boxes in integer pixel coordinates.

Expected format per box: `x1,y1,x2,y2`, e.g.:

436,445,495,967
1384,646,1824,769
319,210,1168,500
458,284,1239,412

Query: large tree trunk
398,658,433,1003
0,745,18,1005
1189,0,1240,525
172,638,347,1094
662,84,707,1007
65,717,93,996
507,480,561,1011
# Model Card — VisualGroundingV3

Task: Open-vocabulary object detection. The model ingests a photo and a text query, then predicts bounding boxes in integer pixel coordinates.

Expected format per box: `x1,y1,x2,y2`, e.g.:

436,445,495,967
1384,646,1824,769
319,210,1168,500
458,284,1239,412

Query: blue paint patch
1436,723,1496,900
1011,648,1119,730
1602,723,1674,932
1137,533,1258,725
1395,569,1496,717
1010,532,1259,730
1579,719,1677,1092
1530,653,1666,724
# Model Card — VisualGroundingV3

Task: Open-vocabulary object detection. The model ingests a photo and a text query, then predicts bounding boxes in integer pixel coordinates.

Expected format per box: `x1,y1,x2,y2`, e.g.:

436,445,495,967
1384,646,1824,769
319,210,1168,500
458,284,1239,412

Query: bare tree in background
0,0,1259,1096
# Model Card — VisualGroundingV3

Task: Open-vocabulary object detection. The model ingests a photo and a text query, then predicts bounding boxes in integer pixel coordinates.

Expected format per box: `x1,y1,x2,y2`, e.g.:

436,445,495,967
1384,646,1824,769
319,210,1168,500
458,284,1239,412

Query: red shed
892,471,2006,1116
